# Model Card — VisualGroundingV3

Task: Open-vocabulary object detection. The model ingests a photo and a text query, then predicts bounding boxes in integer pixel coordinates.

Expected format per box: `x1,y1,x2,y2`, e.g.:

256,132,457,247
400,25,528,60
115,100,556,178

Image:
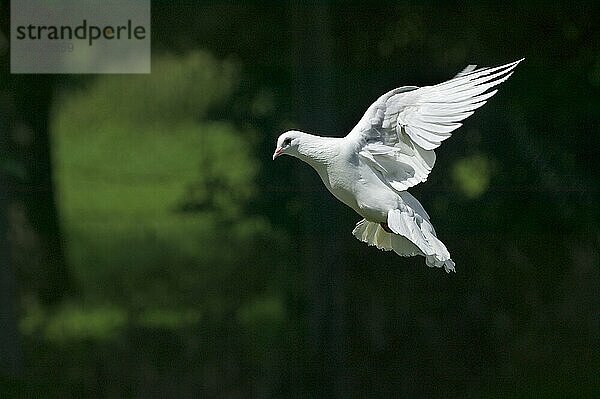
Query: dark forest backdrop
1,1,598,398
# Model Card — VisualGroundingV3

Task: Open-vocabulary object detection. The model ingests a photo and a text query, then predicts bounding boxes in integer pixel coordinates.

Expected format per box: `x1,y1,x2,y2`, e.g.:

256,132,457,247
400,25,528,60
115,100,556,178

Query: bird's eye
283,138,292,147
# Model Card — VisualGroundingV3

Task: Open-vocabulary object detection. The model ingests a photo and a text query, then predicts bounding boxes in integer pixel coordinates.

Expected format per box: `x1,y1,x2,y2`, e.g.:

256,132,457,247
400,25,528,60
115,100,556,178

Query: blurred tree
45,50,287,395
0,3,21,379
0,84,23,378
0,2,73,307
1,3,73,382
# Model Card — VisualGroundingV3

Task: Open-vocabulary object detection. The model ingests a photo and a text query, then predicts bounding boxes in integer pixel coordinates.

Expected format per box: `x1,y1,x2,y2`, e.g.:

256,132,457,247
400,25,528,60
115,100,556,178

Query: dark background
1,1,598,397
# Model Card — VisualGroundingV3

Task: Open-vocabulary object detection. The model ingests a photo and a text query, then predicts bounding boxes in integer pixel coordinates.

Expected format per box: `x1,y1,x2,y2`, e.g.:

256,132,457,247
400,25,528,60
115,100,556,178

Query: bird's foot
380,222,393,233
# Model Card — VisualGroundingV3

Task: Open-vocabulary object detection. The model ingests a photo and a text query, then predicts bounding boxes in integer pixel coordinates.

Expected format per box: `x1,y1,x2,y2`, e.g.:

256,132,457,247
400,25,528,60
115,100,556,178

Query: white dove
273,59,523,272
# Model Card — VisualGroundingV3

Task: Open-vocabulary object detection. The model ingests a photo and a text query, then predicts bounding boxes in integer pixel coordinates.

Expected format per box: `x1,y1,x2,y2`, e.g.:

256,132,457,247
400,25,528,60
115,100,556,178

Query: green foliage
451,154,494,199
178,121,260,218
57,51,238,129
9,49,297,397
137,308,201,330
21,302,127,344
237,295,286,331
21,51,287,388
49,51,275,310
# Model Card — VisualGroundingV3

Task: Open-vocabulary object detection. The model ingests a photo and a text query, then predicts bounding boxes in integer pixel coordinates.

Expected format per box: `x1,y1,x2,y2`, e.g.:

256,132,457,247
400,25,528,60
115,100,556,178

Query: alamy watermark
11,0,150,74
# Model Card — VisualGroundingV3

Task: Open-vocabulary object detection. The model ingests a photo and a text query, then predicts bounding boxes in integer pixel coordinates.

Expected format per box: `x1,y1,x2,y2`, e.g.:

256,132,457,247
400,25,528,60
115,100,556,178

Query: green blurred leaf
451,154,494,199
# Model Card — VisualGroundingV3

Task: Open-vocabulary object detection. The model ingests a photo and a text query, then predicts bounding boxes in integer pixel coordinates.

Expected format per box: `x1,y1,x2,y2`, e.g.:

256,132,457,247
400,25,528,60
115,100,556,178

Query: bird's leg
380,222,394,233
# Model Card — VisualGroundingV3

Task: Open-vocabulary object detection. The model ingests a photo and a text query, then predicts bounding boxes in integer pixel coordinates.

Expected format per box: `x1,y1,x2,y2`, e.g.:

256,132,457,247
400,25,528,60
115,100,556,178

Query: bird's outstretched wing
347,59,523,191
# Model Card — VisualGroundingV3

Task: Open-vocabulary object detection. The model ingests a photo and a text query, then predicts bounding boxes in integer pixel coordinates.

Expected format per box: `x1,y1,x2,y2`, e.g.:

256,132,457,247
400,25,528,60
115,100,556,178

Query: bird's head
272,130,302,160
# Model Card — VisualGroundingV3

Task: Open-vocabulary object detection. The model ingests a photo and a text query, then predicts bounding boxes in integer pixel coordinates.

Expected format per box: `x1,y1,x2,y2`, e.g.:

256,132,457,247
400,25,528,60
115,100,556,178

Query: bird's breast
312,151,398,223
312,162,358,212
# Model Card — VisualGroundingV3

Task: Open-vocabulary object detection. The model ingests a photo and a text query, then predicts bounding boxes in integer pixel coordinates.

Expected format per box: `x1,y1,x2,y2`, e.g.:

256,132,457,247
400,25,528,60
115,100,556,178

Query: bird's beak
272,147,283,160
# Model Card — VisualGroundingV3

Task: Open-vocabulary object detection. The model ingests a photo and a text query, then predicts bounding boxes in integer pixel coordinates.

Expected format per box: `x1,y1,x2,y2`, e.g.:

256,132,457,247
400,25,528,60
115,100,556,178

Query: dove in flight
273,59,523,272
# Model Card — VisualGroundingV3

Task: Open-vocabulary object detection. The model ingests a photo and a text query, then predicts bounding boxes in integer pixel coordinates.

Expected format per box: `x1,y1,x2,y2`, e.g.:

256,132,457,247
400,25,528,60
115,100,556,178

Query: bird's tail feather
352,219,424,257
352,212,456,273
387,205,456,273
